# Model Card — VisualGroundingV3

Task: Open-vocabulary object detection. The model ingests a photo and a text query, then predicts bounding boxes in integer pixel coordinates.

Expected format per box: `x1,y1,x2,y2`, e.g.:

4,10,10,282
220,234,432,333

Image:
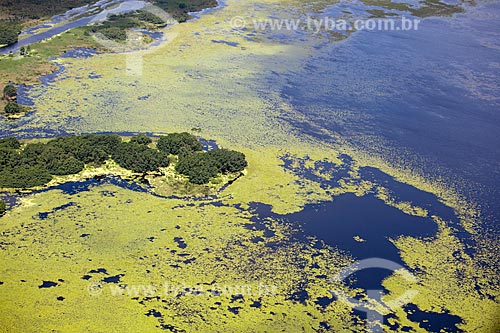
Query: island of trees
0,133,247,190
2,83,27,116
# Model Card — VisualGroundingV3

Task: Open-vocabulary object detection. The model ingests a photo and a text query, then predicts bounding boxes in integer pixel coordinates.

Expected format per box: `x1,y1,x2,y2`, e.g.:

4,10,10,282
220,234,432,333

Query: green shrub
0,166,52,188
0,137,21,150
208,148,247,173
81,134,121,155
157,132,202,155
46,134,120,165
74,145,109,165
19,143,46,166
3,84,17,100
0,22,20,46
0,199,6,216
0,148,18,168
112,142,169,173
4,102,23,114
175,152,218,184
100,27,127,42
0,133,245,188
135,10,167,25
175,148,247,184
40,145,84,175
130,134,152,145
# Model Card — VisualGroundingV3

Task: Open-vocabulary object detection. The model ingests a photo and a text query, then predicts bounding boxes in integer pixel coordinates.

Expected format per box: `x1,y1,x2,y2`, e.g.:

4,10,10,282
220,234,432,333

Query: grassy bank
0,28,100,110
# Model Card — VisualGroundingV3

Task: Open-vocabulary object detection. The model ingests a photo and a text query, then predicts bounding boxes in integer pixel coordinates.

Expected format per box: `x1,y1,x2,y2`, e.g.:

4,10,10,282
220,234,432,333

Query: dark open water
282,1,500,230
276,1,499,328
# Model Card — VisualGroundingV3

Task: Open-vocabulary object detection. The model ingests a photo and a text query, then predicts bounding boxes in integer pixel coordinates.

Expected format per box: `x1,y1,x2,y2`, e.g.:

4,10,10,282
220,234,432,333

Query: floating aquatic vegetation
0,0,498,331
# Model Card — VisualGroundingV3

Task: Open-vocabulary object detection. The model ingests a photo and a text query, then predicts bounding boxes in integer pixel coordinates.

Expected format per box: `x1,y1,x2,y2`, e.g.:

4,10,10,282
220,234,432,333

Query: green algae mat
1,0,499,331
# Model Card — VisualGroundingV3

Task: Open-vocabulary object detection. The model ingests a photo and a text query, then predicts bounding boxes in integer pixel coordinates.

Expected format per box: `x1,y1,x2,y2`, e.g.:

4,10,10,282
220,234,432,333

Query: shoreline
0,0,222,55
0,166,244,212
0,0,222,121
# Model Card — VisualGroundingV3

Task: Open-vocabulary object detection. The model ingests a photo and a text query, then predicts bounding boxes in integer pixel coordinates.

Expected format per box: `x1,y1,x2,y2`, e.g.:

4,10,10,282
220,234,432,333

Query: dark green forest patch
0,133,246,190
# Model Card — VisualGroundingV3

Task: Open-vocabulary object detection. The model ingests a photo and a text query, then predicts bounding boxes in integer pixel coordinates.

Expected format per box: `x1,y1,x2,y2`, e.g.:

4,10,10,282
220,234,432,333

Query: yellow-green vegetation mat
0,0,498,331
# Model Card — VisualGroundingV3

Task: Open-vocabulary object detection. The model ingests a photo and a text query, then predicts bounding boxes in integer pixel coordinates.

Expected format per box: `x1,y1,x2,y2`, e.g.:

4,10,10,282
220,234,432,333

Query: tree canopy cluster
0,1,94,21
175,149,247,184
4,102,23,115
3,84,17,101
157,132,203,155
84,10,170,42
153,0,217,22
112,141,169,173
0,134,168,188
0,133,247,189
130,133,152,145
156,132,247,184
0,199,5,216
0,21,20,46
3,84,24,115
